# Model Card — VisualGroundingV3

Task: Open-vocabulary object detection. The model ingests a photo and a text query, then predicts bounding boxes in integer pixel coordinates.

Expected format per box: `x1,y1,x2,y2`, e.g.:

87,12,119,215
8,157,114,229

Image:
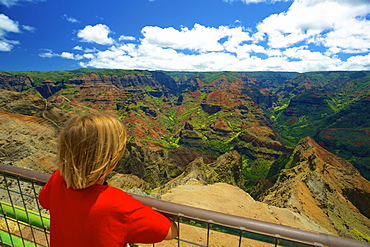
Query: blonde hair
58,113,127,189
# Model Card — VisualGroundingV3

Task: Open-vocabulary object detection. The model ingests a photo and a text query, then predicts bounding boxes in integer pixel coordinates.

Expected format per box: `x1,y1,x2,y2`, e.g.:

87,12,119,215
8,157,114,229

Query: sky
0,0,370,72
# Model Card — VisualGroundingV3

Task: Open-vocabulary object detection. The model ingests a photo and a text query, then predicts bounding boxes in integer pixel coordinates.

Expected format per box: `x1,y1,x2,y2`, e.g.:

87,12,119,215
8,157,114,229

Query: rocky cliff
152,182,332,247
0,88,243,193
12,71,289,180
0,89,74,172
4,70,369,181
0,73,33,92
256,137,370,241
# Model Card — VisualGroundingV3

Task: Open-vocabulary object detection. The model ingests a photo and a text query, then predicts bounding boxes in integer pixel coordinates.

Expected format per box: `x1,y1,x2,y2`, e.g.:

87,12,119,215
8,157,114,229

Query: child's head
58,113,127,189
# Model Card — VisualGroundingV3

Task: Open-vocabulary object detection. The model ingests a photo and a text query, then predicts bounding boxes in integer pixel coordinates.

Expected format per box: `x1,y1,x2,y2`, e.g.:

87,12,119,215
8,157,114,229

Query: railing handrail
0,163,369,247
0,164,50,186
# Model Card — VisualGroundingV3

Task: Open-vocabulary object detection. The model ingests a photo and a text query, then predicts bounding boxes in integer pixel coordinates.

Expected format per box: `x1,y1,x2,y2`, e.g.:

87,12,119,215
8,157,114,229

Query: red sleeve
125,199,171,244
38,170,60,210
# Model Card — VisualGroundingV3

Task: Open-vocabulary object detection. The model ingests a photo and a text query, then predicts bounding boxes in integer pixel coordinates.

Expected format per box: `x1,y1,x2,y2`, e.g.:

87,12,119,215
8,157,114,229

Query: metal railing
0,163,369,247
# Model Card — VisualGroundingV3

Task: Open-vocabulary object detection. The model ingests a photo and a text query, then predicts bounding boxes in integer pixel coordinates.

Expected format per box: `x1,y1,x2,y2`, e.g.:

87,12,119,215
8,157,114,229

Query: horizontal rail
0,164,50,186
0,164,369,247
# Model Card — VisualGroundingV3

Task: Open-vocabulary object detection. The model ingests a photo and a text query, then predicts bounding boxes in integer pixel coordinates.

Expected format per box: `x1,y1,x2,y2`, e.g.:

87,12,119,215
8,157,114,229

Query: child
39,113,177,247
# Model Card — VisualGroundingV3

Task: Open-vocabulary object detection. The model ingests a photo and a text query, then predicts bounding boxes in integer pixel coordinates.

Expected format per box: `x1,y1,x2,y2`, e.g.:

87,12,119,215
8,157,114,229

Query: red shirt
39,170,171,247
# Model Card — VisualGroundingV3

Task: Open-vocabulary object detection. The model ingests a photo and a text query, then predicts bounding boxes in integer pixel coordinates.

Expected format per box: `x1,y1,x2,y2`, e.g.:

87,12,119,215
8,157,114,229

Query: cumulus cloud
0,0,39,52
45,0,370,72
61,52,84,60
142,24,226,52
0,14,36,51
0,14,21,51
0,14,20,35
77,24,114,45
254,0,370,52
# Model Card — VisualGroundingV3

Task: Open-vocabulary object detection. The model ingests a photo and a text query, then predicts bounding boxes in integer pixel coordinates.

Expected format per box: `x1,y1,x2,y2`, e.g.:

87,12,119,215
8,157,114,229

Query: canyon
0,70,369,243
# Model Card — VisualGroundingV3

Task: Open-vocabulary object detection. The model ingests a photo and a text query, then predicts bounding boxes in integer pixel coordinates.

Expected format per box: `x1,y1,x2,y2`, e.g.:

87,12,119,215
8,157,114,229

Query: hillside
0,70,370,242
1,70,370,180
255,137,370,241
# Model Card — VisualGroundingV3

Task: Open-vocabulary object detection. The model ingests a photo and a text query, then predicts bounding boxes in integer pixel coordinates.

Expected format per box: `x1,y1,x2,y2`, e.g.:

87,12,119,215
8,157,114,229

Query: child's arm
39,171,61,209
164,220,178,240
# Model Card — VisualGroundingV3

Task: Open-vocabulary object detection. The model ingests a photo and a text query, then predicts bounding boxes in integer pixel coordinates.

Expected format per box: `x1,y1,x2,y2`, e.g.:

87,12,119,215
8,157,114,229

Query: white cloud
62,14,79,23
0,14,36,51
254,0,370,52
224,0,290,4
343,53,370,70
69,20,370,72
45,0,370,72
60,52,76,59
321,18,370,53
39,49,84,60
39,49,57,58
0,40,19,51
141,24,222,52
0,14,21,51
73,46,83,51
0,0,16,6
0,14,20,35
22,25,36,32
84,47,98,53
77,24,114,45
0,0,44,7
141,24,252,53
118,35,136,41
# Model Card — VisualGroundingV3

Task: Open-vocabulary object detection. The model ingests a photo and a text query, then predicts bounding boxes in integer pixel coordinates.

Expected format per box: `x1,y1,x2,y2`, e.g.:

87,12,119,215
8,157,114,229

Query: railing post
238,227,243,247
206,220,213,247
177,214,182,247
274,234,280,246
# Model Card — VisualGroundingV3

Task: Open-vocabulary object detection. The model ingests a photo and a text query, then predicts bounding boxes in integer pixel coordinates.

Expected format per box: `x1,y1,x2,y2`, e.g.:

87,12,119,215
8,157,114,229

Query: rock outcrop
0,73,33,92
141,182,332,247
152,150,244,194
257,137,370,241
113,143,241,191
0,111,58,172
0,89,70,127
0,89,71,172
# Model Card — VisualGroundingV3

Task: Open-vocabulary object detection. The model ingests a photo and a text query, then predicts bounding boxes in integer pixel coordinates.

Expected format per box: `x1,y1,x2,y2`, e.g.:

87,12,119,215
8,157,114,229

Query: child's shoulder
99,186,146,210
103,186,139,201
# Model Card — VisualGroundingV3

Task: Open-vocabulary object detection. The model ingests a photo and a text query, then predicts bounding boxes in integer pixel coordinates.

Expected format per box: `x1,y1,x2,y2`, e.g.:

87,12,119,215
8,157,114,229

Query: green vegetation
271,72,370,179
2,69,370,181
243,157,274,181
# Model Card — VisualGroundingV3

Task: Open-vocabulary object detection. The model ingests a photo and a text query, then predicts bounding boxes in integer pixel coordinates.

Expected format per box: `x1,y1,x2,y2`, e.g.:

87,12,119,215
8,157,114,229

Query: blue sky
0,0,370,72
